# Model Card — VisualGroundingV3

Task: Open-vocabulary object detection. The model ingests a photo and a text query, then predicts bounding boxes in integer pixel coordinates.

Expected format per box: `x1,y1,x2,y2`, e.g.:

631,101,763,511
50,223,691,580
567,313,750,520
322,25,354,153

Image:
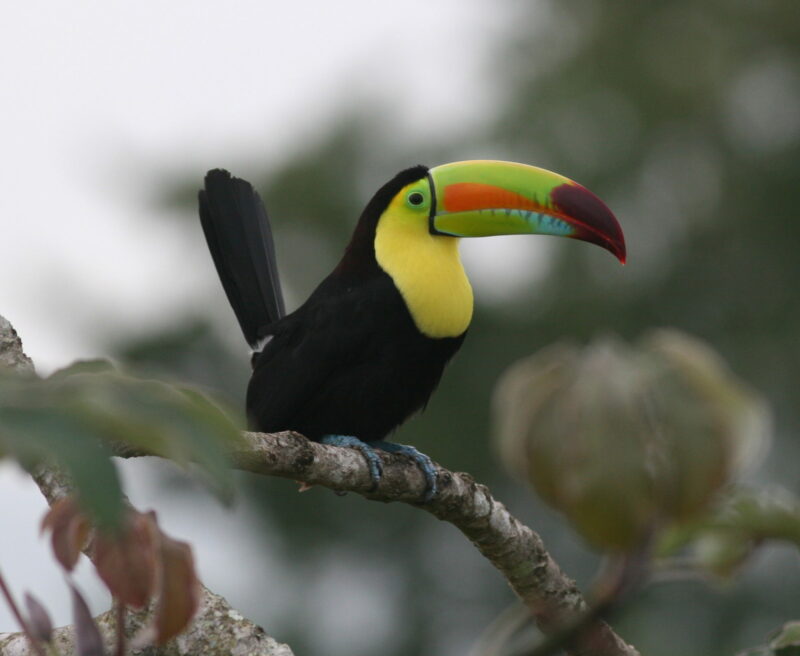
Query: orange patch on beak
442,182,553,214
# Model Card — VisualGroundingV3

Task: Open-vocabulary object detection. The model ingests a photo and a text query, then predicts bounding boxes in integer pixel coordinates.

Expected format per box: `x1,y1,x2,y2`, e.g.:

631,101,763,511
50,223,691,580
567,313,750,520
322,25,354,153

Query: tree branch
0,585,293,656
228,432,639,656
0,315,294,656
1,314,639,656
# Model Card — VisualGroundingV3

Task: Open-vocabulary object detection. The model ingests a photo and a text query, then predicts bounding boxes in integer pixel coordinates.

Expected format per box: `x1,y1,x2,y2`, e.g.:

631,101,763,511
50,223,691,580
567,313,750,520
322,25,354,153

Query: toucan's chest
373,211,473,339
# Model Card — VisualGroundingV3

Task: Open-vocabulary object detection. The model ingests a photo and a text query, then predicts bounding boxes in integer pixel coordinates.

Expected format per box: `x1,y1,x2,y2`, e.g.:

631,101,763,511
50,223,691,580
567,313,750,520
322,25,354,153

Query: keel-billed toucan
198,160,625,500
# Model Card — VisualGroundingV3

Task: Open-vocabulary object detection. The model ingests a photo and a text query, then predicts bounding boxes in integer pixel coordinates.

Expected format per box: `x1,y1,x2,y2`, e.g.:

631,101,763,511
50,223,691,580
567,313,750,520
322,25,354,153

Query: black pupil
408,192,424,206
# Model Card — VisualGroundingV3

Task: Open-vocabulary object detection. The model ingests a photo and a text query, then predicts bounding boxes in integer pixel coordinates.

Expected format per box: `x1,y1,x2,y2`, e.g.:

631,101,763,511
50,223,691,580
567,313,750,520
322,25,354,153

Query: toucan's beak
429,160,626,263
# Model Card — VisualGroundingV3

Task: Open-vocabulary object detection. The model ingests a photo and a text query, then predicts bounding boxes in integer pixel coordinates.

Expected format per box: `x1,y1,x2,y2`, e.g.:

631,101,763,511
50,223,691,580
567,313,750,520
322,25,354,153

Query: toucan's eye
407,191,425,207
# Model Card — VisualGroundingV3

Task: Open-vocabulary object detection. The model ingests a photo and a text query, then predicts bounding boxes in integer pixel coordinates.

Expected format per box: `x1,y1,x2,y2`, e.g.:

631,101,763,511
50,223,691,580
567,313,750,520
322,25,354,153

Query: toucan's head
340,160,626,338
378,159,625,263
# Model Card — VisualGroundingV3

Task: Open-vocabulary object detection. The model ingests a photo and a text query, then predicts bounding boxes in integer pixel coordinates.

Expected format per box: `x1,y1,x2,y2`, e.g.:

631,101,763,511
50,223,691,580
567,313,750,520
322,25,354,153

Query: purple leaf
24,592,53,644
70,584,107,656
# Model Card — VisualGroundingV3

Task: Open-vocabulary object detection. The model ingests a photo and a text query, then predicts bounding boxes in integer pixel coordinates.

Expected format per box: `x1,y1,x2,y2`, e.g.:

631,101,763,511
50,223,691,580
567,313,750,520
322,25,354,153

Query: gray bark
0,587,293,656
0,314,639,656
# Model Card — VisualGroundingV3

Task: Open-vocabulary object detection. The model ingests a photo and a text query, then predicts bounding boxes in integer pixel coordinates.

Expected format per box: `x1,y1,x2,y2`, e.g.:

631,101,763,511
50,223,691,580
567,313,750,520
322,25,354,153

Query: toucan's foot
371,441,438,502
321,435,383,490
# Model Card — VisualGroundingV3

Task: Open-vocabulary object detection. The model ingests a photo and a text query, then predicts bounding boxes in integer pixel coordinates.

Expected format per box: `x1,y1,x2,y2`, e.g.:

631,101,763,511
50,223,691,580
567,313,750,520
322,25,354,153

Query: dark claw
371,441,438,502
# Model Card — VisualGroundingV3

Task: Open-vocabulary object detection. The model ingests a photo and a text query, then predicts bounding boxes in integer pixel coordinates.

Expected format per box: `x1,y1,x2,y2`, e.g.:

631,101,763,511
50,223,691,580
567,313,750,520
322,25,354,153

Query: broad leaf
658,487,800,579
772,621,800,654
0,360,243,526
41,498,91,571
93,510,159,609
153,532,201,645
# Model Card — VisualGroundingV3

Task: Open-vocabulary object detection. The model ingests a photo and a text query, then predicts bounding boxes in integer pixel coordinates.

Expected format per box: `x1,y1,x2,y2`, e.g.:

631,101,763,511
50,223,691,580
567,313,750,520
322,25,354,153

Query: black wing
198,169,285,347
246,275,465,440
245,279,370,434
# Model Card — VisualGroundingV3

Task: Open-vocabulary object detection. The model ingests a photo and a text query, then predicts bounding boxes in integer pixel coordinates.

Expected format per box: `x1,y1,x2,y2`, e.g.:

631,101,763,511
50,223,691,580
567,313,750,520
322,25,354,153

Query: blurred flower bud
493,329,770,551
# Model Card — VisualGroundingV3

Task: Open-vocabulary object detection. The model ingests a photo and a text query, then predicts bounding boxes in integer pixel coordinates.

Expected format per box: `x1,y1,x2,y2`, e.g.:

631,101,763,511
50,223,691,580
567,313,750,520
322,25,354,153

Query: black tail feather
199,169,285,347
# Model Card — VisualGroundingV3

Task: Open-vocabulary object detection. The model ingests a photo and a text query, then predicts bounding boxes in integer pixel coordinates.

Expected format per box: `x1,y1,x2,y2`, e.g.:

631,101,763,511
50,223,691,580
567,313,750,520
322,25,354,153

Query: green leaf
715,488,800,547
45,361,242,503
0,359,243,526
771,621,800,654
657,487,800,580
735,621,800,656
0,405,124,528
46,359,117,380
692,528,754,579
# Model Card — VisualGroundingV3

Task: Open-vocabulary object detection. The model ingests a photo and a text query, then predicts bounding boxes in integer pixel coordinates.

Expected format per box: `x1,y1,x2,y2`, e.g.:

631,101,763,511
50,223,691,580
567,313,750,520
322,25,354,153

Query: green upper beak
428,160,626,263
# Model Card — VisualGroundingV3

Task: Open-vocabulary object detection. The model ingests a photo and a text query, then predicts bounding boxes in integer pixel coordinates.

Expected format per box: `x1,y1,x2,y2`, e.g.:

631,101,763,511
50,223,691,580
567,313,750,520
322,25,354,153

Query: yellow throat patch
374,184,473,339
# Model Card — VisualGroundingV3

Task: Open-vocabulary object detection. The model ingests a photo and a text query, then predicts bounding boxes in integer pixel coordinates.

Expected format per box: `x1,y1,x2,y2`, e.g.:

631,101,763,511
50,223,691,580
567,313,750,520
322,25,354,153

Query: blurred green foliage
739,620,800,656
661,487,800,582
0,361,241,528
127,2,800,655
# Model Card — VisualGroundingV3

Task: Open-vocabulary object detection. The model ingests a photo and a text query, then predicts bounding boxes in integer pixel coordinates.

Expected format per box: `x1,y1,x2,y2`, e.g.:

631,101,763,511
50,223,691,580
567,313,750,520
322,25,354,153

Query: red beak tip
552,182,626,265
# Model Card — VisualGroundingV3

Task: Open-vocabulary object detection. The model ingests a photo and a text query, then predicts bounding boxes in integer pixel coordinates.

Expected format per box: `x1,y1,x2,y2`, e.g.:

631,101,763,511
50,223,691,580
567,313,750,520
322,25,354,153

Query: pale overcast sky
0,0,513,371
0,0,517,641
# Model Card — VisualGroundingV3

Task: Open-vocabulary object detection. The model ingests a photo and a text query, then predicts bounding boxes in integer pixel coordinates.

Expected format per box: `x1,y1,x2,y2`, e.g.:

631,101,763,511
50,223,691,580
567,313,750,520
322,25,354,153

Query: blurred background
2,2,799,655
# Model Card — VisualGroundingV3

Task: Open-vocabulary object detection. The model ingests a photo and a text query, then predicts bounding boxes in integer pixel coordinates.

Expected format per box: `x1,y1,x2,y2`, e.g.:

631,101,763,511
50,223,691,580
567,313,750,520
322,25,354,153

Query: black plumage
199,166,464,439
199,169,285,348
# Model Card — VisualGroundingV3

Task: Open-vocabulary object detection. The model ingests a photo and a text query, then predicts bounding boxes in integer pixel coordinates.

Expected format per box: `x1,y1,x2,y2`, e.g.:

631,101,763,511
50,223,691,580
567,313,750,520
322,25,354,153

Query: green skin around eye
406,191,427,209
